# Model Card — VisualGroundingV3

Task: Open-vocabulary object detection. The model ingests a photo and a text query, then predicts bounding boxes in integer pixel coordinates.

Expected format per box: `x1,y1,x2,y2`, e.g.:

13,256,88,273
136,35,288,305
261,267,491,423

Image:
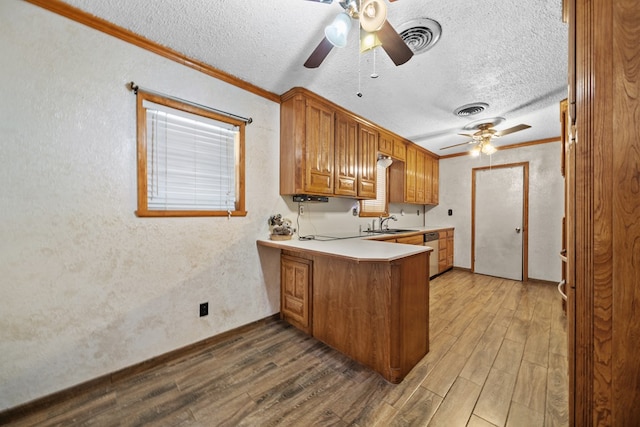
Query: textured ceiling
60,0,568,155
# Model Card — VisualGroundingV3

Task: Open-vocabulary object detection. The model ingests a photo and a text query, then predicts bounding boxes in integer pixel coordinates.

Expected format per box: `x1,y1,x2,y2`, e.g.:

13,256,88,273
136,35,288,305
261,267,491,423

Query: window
135,90,246,217
359,162,389,217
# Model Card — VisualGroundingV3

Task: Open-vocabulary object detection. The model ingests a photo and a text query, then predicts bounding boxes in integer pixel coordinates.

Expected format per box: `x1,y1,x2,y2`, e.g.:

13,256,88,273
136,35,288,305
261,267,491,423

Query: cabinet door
432,159,439,204
405,145,417,203
438,231,447,272
378,131,393,156
424,155,433,204
393,140,406,161
446,229,454,268
358,123,377,199
281,255,312,334
334,113,358,197
305,99,334,194
415,150,426,204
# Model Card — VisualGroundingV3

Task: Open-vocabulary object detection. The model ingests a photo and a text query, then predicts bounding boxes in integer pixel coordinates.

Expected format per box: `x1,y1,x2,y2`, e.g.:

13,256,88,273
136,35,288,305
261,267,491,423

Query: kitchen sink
369,228,419,234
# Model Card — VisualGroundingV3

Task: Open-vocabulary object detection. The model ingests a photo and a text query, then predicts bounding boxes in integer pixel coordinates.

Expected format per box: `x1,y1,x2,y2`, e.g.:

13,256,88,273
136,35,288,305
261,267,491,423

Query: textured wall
0,1,287,410
425,142,564,282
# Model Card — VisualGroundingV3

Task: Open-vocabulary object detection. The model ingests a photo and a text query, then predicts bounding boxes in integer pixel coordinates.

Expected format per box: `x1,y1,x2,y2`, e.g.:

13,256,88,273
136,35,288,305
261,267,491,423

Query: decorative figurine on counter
268,214,295,240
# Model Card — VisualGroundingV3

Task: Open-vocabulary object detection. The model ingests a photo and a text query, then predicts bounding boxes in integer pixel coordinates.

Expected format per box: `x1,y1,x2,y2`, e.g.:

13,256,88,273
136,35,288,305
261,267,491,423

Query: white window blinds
144,100,239,211
360,163,388,215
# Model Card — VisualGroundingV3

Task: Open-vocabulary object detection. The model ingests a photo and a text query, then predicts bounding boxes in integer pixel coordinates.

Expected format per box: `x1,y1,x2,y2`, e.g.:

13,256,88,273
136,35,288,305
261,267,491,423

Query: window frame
135,90,247,217
359,161,389,217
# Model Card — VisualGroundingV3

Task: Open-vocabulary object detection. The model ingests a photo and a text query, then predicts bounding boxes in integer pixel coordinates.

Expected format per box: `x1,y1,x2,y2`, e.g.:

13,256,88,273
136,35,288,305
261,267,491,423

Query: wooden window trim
135,90,247,217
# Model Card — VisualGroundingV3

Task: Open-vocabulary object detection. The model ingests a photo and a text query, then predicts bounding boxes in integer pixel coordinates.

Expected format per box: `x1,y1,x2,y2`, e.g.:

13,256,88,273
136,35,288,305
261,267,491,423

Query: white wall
0,2,290,410
284,197,426,237
425,142,565,282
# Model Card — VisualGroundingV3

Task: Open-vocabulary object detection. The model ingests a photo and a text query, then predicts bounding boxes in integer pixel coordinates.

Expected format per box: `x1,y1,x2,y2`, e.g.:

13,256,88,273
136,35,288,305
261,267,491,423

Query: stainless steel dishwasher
423,232,440,278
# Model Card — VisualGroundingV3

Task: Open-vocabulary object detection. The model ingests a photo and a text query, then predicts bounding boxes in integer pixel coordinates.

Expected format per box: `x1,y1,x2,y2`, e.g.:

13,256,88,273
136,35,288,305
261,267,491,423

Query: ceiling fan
304,0,413,68
440,121,531,156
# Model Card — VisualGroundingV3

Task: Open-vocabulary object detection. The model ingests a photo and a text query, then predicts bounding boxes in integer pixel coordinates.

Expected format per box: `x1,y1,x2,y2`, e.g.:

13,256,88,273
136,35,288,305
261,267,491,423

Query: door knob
515,227,521,233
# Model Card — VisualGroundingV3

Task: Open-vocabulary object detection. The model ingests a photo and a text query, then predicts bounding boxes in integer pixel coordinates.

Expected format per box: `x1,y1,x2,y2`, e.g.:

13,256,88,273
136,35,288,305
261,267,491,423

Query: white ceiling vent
398,18,442,55
454,102,489,117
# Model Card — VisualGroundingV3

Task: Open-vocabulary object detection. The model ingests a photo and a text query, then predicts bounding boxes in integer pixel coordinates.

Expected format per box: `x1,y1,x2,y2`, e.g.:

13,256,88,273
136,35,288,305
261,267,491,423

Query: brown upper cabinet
431,158,439,205
392,139,407,161
358,122,378,199
280,90,334,195
389,146,439,205
378,131,407,163
334,112,358,197
280,87,438,204
378,130,394,157
281,88,376,199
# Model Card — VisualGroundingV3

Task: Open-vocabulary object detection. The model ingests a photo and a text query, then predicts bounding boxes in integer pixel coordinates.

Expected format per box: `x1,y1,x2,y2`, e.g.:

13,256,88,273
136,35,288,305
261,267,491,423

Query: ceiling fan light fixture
360,28,381,52
470,146,481,157
481,143,497,155
360,0,387,33
325,12,352,48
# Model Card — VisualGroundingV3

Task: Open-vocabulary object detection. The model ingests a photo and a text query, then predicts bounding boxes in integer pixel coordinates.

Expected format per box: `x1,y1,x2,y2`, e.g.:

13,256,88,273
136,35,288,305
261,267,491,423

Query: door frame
471,162,529,281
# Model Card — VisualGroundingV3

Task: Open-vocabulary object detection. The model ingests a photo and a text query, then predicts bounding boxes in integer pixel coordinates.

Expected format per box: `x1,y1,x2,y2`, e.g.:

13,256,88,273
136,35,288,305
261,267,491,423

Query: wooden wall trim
589,0,614,422
23,0,281,104
611,0,640,423
574,0,597,423
440,136,561,159
0,314,280,424
572,0,640,423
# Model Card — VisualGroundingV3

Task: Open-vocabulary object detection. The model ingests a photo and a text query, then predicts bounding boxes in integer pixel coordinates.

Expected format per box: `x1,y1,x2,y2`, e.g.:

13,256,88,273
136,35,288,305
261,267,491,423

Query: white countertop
257,234,433,262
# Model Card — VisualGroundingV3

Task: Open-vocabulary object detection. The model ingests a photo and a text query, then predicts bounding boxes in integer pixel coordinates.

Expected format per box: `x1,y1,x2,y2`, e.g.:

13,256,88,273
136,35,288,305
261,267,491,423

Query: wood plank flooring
5,270,568,426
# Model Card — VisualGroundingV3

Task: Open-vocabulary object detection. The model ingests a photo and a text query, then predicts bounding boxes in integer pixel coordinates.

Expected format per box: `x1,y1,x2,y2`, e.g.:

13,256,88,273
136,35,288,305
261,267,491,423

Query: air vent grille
398,18,442,55
454,103,489,117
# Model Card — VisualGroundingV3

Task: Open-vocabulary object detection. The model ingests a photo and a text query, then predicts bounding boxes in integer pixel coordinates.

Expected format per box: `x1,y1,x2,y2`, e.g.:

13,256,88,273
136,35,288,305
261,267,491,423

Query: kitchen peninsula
257,235,432,383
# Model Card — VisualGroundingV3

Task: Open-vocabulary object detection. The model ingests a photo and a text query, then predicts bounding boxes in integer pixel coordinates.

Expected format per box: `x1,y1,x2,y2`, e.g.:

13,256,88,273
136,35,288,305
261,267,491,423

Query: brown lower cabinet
280,249,429,384
373,230,453,276
438,229,454,274
280,255,313,334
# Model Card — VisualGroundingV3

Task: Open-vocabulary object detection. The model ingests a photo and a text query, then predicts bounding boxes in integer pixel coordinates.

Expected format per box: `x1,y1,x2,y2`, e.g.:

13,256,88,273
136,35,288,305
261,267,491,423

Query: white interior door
474,165,524,280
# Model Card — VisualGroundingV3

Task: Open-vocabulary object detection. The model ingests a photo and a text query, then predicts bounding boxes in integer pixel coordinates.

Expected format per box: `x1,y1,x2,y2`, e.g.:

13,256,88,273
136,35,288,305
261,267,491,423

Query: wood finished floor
7,270,568,426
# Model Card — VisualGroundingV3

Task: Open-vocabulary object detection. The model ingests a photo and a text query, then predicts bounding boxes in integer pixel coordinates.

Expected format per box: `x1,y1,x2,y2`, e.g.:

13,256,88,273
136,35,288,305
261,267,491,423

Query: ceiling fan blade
304,37,334,68
457,133,475,138
377,20,413,66
440,140,474,150
304,0,333,3
494,124,531,137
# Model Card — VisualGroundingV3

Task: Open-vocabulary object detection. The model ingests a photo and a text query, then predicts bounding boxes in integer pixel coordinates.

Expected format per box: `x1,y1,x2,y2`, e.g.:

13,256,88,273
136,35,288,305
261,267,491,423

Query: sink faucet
379,215,398,230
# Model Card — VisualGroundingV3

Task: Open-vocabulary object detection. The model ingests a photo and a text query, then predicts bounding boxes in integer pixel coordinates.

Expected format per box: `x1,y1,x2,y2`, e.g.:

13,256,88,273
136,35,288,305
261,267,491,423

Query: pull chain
357,40,363,97
371,48,379,79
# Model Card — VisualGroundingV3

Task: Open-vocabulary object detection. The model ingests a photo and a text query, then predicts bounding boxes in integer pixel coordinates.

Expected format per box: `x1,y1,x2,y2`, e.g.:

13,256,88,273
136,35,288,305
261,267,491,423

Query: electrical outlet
299,204,304,215
199,302,208,317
